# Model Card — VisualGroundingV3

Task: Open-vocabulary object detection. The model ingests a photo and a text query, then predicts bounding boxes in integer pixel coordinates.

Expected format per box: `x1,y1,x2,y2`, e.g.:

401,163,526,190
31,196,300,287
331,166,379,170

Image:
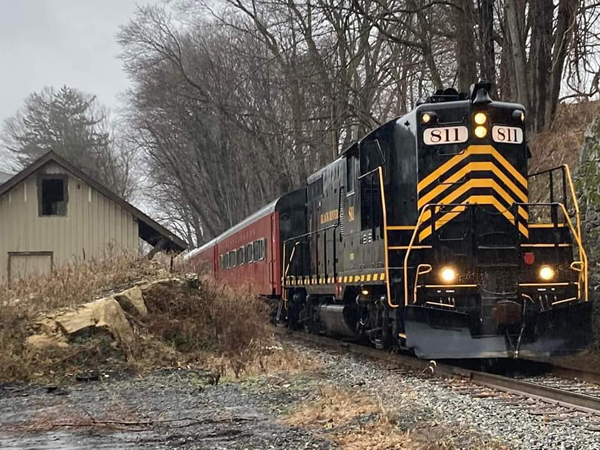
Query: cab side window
360,140,384,232
346,155,356,194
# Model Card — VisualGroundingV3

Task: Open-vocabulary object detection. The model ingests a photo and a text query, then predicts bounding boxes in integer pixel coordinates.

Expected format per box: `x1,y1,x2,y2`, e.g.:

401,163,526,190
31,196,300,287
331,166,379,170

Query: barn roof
0,171,12,185
0,151,187,253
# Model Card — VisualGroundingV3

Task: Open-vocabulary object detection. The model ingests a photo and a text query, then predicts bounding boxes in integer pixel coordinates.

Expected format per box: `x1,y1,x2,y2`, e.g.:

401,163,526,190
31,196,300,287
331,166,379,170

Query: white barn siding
0,162,138,283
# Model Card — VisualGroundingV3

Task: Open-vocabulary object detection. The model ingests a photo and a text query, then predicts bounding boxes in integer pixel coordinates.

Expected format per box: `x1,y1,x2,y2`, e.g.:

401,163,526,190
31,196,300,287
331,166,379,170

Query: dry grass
286,385,507,450
0,256,278,382
0,255,162,382
529,100,600,174
138,277,272,376
286,386,410,449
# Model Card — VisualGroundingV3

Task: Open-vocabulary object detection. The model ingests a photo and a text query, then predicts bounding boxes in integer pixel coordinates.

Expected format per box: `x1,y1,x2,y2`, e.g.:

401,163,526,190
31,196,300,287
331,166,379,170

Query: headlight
539,266,555,281
474,112,487,125
474,126,487,138
440,267,457,283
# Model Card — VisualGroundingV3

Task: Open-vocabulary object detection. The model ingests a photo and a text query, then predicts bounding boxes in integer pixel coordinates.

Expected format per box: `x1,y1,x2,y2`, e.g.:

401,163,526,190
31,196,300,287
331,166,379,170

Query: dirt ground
0,367,335,450
0,339,504,450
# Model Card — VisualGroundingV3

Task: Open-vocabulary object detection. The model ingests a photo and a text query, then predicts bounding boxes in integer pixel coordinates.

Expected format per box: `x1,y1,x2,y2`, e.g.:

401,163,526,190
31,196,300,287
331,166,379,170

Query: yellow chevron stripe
518,206,529,220
418,149,472,191
419,195,529,241
420,179,528,223
418,145,527,193
478,146,528,188
417,162,528,209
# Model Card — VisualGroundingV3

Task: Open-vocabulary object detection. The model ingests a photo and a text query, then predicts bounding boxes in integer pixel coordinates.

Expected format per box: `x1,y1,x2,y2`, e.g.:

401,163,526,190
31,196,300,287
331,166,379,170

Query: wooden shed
0,151,187,283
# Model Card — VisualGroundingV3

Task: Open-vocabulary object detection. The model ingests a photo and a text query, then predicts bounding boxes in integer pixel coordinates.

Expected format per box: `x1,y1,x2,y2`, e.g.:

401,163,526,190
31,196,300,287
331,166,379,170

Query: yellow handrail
413,264,433,303
562,164,582,242
377,166,395,309
557,202,588,301
403,206,433,306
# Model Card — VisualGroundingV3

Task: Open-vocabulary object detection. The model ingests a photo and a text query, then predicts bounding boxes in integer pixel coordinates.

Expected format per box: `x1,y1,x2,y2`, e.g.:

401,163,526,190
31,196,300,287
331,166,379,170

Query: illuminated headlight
474,126,488,138
539,266,555,281
440,267,457,283
422,112,432,124
474,112,487,125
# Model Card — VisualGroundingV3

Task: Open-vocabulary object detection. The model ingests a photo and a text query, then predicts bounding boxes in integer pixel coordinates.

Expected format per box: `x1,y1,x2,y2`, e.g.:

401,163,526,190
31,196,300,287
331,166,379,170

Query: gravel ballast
293,339,600,450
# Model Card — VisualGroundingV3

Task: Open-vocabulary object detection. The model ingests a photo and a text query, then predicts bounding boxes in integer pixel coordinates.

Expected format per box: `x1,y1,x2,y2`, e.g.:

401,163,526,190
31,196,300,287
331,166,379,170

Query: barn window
38,175,68,216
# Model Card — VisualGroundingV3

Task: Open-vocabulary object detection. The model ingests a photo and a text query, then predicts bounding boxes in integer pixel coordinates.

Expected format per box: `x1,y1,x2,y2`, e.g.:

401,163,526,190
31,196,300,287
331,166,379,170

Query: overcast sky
0,0,148,124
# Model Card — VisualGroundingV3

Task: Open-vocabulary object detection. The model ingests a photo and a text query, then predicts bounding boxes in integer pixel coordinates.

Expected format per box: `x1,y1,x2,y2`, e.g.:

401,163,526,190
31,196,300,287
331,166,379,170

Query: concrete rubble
26,277,195,350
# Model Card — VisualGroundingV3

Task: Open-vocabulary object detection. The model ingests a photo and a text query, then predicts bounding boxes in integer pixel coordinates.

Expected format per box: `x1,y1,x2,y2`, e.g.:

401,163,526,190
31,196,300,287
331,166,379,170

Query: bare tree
2,86,138,199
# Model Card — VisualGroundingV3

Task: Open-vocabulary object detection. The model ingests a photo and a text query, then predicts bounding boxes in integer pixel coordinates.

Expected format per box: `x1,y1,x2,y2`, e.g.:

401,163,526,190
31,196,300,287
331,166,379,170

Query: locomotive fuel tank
318,303,358,337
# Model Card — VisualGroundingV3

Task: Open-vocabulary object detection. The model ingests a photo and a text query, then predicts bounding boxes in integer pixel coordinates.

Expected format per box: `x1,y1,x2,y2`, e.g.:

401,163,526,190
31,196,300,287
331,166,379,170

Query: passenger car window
253,240,260,261
260,239,266,260
246,244,253,263
237,247,244,265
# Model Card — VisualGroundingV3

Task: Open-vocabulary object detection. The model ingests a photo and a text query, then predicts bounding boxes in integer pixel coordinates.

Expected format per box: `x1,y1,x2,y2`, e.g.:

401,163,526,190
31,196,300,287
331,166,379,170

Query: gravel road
1,337,599,449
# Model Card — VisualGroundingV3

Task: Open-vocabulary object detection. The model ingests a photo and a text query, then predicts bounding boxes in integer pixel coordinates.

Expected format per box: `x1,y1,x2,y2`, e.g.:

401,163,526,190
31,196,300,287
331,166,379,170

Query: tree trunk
529,0,553,132
545,0,577,128
478,0,495,84
505,0,530,110
455,0,477,92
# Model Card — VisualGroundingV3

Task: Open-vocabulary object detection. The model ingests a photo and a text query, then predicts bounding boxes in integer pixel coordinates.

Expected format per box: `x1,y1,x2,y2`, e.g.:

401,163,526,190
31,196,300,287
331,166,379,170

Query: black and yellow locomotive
281,82,591,359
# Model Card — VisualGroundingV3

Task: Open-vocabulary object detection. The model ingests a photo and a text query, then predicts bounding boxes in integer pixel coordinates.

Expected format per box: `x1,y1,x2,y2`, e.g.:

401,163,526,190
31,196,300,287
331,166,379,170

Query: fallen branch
2,415,255,433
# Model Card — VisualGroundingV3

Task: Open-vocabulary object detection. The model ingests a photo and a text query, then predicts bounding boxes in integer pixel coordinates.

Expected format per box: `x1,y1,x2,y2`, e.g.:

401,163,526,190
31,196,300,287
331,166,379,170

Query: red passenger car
186,190,305,297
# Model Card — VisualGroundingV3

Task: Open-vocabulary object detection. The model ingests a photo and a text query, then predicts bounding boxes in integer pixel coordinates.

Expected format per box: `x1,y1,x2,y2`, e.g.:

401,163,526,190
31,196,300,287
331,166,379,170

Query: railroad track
274,327,600,430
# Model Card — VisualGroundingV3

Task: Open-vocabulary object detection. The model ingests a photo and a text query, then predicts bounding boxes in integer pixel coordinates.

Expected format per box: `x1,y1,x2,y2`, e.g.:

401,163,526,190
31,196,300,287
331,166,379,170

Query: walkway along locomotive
187,82,592,359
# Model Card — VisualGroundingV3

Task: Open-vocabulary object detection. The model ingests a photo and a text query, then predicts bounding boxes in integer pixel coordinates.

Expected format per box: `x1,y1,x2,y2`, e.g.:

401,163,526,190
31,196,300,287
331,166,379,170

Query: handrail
284,241,299,279
528,166,565,178
528,164,582,242
562,164,582,242
377,166,394,309
518,202,588,302
556,202,587,301
403,205,433,306
413,264,433,303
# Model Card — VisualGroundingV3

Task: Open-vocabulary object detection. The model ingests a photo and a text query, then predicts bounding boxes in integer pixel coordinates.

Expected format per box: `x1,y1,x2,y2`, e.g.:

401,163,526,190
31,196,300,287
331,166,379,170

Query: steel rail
274,328,600,415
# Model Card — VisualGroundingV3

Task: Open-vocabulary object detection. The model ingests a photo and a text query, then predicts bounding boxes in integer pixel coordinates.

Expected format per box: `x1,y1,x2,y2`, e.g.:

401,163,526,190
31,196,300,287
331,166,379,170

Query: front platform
404,301,593,359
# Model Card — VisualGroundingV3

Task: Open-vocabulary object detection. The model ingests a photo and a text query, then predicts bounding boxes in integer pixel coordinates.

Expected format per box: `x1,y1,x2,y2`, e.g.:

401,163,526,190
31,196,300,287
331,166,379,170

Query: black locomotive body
282,82,592,359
